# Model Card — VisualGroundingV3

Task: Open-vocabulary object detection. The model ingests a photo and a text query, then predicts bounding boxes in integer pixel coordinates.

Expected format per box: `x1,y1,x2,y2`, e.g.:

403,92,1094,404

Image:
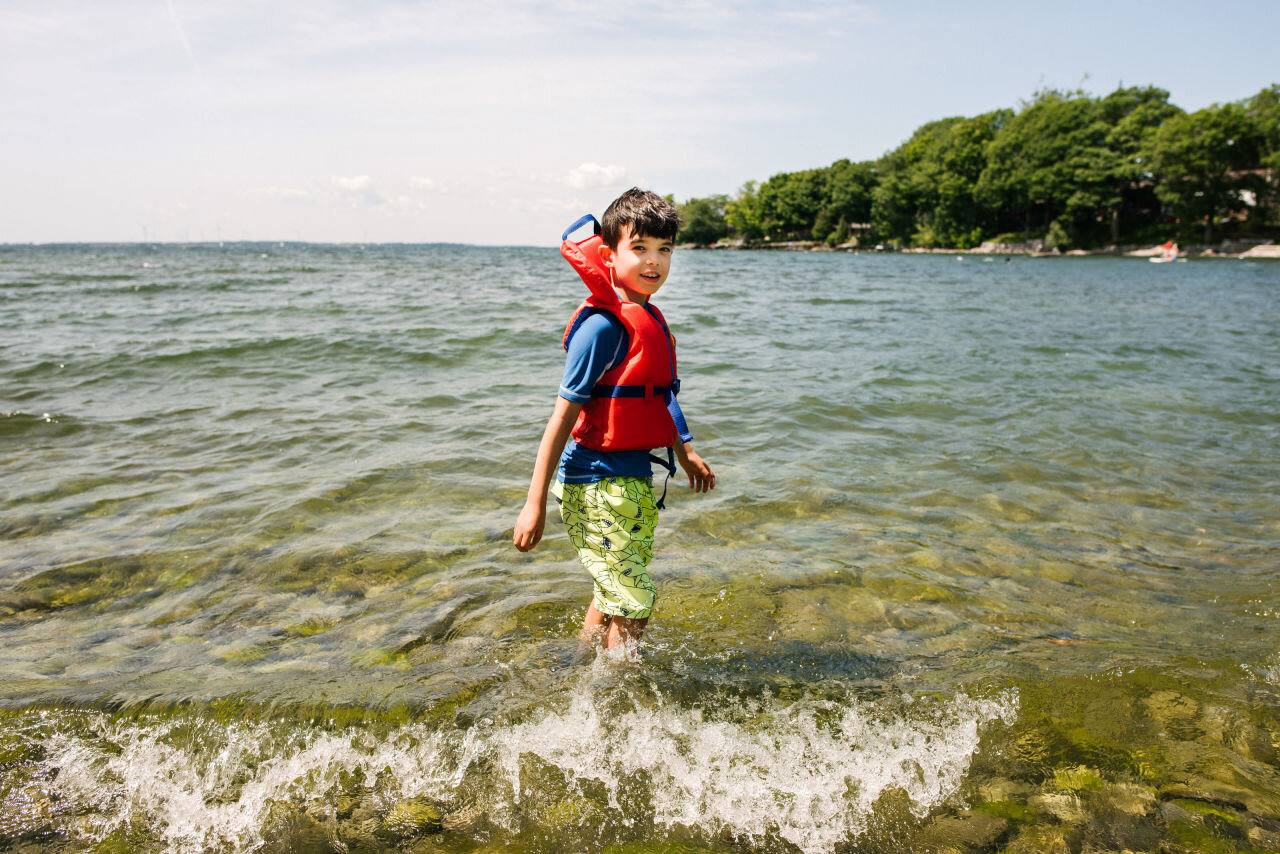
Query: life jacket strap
648,446,676,509
665,386,693,444
562,213,601,241
591,381,678,399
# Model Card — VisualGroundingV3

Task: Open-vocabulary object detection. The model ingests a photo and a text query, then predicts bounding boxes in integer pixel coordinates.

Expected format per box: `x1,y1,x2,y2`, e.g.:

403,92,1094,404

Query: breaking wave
30,667,1017,853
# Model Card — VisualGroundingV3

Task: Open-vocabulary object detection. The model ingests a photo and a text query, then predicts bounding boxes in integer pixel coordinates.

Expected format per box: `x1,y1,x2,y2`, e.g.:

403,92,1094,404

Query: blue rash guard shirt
557,309,656,483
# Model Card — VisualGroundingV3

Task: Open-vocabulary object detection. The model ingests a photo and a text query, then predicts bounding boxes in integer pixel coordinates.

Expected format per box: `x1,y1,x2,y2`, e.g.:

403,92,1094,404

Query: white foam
42,716,480,853
1246,658,1280,688
38,677,1016,854
496,674,1017,852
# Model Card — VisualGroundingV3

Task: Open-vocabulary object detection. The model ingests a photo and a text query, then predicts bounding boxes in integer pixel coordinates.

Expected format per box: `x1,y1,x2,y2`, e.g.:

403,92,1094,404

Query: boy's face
601,224,673,303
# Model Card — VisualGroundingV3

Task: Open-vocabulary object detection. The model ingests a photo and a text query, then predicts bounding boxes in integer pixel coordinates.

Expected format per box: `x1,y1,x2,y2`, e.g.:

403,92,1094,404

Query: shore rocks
1242,243,1280,258
976,239,1047,254
691,238,1280,258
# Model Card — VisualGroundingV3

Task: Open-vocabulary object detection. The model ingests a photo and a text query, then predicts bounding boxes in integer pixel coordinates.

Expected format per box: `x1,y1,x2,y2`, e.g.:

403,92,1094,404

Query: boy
512,188,715,650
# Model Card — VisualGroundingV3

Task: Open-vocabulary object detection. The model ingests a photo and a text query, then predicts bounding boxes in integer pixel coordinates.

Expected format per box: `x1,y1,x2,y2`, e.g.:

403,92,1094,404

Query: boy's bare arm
513,396,583,552
674,439,716,494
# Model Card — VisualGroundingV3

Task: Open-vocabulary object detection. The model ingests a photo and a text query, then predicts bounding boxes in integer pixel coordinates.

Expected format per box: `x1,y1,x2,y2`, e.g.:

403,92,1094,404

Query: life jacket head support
559,214,619,309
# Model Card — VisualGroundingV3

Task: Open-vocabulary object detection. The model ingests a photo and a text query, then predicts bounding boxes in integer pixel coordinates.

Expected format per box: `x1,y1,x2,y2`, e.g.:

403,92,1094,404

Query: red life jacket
560,217,678,452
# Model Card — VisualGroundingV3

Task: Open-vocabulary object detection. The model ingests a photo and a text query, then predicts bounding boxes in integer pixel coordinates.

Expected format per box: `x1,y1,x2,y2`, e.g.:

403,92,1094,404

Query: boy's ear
596,242,615,269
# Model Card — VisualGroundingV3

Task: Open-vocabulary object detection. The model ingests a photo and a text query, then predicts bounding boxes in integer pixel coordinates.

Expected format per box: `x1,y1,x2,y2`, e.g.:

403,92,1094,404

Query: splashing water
32,665,1016,853
496,669,1018,852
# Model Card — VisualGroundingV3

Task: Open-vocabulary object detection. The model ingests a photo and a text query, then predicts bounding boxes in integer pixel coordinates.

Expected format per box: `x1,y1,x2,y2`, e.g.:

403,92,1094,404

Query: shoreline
696,239,1280,259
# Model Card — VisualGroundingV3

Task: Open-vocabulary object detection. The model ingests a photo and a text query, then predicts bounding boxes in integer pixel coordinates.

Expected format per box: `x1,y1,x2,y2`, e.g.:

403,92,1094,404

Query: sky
3,0,1278,246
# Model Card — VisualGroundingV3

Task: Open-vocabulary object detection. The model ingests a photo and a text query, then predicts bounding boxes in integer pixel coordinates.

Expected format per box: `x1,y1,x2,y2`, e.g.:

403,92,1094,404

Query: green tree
1146,102,1262,243
1095,86,1183,244
756,169,829,240
677,195,730,245
871,117,964,245
819,159,877,244
1244,84,1280,221
976,90,1102,246
1037,86,1183,249
870,112,1006,248
930,110,1010,247
724,181,763,241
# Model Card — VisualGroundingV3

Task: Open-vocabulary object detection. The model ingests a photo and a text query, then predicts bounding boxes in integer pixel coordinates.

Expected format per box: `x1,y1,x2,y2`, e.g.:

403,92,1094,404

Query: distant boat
1151,240,1183,263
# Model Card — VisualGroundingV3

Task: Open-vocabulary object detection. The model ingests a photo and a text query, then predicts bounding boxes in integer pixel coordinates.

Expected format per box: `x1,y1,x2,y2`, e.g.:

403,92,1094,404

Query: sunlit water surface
1,244,1278,853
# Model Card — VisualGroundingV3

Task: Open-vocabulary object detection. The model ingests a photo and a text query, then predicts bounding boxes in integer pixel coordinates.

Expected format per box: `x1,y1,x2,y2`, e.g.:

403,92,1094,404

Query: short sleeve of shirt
559,310,628,403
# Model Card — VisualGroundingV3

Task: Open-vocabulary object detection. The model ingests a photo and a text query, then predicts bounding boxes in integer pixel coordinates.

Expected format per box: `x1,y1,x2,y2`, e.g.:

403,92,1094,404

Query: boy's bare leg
602,616,647,649
579,603,611,645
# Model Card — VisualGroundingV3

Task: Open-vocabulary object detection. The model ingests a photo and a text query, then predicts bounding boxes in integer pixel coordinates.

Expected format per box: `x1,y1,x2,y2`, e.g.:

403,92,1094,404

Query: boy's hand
679,449,716,494
513,500,546,552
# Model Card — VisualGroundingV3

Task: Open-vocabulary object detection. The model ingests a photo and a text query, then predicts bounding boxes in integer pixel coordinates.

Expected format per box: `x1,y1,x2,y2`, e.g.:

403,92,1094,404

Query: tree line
676,85,1280,250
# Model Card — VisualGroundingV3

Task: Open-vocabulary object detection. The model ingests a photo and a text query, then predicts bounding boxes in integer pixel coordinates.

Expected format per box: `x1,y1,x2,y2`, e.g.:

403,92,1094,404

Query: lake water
1,244,1278,853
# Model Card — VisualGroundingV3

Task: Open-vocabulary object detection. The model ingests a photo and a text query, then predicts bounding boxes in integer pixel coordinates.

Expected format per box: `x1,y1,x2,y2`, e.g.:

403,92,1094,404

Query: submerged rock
975,778,1035,804
89,821,160,853
916,809,1008,851
440,802,484,831
408,842,448,854
258,800,330,851
382,797,443,837
1143,689,1201,739
0,732,45,767
1249,820,1280,849
1001,824,1070,854
1030,792,1089,824
1080,783,1163,852
603,841,725,853
536,791,605,831
1101,782,1158,817
1166,798,1247,837
1052,764,1103,793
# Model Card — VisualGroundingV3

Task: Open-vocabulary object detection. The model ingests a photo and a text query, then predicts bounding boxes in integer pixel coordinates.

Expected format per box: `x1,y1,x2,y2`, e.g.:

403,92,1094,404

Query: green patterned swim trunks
552,476,659,619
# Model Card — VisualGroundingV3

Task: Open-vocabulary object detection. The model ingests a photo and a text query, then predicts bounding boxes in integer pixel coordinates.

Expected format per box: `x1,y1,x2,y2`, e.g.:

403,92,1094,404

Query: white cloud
390,195,423,210
408,176,438,191
328,175,387,209
502,196,591,215
0,11,60,34
565,164,629,190
258,185,311,201
331,175,372,192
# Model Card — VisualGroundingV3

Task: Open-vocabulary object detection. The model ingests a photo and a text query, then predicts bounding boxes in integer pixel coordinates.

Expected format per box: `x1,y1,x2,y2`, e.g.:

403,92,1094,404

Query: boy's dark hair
601,188,681,249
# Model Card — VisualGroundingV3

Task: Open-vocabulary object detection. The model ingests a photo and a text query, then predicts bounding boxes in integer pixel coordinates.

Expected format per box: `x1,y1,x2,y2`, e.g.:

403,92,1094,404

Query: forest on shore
676,85,1280,250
